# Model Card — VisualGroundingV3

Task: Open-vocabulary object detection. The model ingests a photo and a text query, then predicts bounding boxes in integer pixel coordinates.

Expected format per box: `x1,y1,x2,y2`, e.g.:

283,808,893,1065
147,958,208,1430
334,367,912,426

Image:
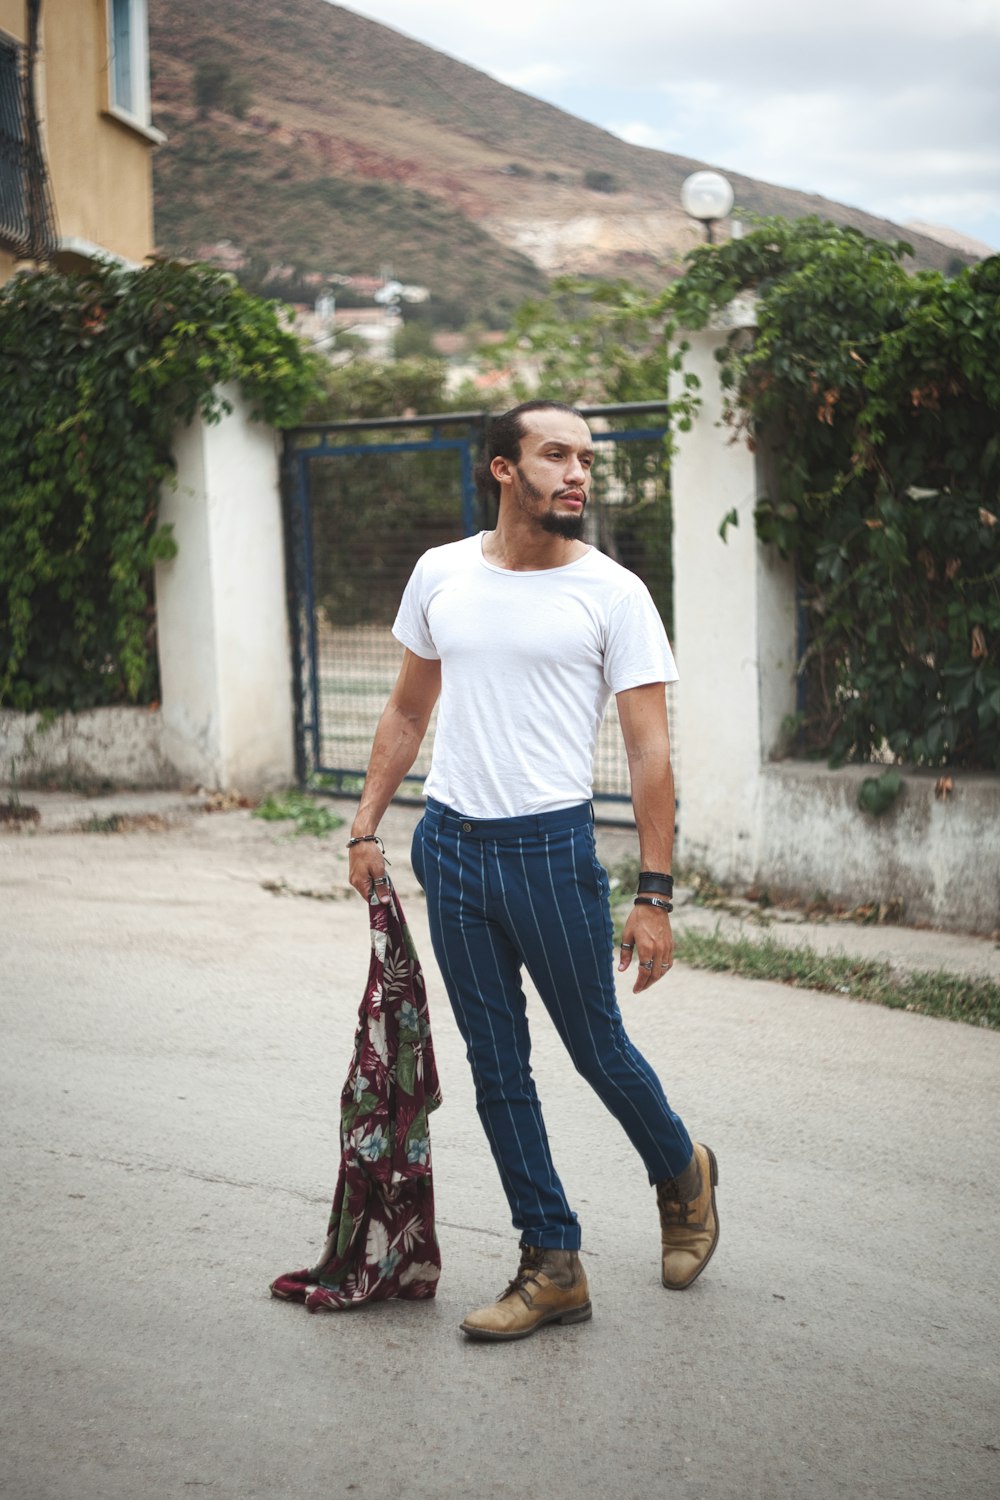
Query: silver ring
620,941,634,950
639,959,654,970
373,876,390,887
659,963,671,969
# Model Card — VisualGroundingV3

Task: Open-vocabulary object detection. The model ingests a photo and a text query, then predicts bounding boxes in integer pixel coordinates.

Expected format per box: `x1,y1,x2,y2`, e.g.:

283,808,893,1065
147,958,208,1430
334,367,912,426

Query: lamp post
680,170,735,244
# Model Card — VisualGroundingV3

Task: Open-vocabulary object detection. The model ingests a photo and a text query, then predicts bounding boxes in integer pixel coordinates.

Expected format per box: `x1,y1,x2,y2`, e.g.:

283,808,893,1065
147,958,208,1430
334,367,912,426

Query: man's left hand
618,906,674,993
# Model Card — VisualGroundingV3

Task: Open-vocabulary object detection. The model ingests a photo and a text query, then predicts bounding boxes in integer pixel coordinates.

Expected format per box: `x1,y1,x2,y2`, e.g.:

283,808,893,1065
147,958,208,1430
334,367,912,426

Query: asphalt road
2,802,998,1500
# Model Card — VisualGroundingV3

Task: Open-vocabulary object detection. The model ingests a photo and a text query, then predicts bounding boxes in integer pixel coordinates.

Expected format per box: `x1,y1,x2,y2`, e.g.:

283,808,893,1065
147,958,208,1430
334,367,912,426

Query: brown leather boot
460,1244,592,1342
656,1142,719,1289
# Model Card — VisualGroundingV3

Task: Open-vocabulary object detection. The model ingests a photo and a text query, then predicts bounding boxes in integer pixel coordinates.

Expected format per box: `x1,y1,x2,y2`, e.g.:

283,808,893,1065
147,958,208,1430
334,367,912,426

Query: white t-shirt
392,533,678,818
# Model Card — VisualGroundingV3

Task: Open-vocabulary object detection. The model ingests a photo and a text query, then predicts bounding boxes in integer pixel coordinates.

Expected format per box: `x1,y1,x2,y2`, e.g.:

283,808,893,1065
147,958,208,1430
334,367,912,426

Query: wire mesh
289,410,676,817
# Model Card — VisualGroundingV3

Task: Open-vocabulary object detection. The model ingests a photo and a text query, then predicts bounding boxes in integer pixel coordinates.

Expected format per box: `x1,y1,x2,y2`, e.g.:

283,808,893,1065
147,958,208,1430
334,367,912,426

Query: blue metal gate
283,402,673,811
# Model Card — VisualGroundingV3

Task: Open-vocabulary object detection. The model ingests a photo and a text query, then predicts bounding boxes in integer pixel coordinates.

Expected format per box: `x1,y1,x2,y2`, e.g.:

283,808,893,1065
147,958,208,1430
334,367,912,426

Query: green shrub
667,219,1000,769
0,260,319,711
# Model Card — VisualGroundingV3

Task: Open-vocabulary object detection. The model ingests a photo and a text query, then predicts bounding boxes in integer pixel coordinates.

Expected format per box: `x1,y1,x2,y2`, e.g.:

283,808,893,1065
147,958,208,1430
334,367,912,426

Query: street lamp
680,170,735,244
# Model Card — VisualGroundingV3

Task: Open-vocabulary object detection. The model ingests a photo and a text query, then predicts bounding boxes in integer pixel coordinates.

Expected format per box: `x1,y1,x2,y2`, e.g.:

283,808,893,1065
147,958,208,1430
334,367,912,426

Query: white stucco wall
155,386,295,794
0,707,177,788
755,764,1000,934
668,311,797,879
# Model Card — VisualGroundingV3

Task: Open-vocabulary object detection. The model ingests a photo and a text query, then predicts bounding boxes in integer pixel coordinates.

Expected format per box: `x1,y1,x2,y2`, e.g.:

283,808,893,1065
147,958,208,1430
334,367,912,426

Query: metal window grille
0,35,28,252
0,3,56,262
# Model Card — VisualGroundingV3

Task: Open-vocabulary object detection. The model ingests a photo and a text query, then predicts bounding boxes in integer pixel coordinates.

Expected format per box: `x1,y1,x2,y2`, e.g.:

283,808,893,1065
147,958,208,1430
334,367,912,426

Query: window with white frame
108,0,151,125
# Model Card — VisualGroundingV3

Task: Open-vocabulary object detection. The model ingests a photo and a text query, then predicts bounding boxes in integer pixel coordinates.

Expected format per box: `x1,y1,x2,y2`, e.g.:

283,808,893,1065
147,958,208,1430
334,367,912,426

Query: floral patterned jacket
270,884,442,1310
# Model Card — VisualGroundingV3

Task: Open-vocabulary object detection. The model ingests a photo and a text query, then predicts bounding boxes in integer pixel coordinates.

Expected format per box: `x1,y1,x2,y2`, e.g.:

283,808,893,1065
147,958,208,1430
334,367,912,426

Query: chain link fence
284,405,675,818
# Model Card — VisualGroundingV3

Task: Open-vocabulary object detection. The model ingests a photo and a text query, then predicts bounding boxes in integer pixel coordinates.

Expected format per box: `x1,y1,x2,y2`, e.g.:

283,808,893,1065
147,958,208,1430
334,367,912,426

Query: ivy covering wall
0,260,318,712
666,220,1000,770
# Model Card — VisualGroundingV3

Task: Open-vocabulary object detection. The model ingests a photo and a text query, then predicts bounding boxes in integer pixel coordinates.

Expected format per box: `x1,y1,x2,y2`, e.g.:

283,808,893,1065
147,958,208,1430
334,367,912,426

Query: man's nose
564,455,588,485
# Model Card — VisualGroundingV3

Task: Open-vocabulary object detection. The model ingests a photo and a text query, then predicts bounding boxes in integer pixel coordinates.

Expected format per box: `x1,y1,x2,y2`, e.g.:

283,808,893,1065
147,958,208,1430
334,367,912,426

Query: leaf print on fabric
367,1012,389,1067
269,885,442,1311
378,1247,402,1279
335,1209,356,1261
364,1217,389,1269
396,1213,426,1254
383,943,413,1000
396,1043,417,1096
398,1261,441,1288
402,923,420,965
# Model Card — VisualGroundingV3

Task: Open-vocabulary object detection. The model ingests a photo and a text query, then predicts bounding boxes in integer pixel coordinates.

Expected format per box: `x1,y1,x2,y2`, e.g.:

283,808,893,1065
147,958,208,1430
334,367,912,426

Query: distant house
0,0,161,285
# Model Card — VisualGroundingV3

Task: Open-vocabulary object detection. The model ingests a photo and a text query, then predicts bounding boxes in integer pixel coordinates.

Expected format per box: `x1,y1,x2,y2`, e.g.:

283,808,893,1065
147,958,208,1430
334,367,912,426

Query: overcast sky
345,0,1000,251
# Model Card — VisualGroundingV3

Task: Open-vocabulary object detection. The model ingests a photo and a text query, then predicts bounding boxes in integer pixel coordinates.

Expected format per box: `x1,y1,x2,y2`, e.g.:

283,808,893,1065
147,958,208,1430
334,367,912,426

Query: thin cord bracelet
634,895,673,912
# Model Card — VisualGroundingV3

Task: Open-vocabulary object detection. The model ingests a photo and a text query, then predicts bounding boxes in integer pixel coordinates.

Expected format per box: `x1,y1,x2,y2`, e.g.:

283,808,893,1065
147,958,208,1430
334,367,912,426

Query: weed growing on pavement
674,928,1000,1030
253,790,344,838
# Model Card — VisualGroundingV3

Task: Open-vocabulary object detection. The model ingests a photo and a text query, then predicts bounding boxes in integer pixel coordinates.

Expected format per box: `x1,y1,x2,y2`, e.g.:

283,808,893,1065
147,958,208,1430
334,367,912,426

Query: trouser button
462,821,473,832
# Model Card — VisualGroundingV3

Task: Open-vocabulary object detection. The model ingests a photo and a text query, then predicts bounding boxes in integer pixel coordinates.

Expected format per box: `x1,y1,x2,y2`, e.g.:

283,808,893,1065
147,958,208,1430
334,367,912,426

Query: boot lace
658,1195,694,1227
498,1245,545,1303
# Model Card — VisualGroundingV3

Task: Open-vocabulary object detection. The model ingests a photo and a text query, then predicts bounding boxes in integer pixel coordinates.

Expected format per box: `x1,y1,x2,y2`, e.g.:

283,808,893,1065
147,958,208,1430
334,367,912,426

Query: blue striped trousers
410,797,693,1250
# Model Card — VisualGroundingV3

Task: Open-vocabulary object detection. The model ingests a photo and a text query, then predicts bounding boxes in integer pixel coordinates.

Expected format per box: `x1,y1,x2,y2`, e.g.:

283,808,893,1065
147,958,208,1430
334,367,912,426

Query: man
348,400,718,1342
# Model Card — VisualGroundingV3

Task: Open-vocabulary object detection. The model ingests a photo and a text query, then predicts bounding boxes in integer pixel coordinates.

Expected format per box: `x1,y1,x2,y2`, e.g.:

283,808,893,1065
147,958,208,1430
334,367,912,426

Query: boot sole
662,1144,720,1291
460,1300,593,1342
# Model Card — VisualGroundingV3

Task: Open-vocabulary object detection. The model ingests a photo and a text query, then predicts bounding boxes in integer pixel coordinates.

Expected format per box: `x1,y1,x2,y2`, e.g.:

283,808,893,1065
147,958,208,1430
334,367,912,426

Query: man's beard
538,510,585,540
515,467,586,541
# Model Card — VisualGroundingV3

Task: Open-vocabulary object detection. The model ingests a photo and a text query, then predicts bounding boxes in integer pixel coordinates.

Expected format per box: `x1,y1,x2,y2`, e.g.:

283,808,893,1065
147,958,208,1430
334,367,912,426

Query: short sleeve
392,554,440,661
603,580,678,692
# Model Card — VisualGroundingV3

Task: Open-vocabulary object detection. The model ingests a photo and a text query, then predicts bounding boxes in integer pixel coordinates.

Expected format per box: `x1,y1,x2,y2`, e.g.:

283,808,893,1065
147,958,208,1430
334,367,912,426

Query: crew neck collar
477,532,593,576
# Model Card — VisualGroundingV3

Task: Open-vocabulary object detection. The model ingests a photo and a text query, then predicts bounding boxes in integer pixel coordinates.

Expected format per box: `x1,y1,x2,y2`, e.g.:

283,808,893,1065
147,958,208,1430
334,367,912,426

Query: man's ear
491,454,514,488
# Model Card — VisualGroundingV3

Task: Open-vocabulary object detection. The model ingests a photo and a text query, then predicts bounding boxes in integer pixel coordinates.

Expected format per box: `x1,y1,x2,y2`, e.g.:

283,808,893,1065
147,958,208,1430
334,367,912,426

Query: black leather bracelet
637,870,674,897
634,895,673,913
347,833,385,852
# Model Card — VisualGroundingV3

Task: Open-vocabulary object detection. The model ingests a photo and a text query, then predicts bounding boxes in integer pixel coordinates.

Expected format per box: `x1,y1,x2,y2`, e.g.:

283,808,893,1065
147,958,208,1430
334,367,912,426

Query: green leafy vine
663,218,1000,769
0,259,319,712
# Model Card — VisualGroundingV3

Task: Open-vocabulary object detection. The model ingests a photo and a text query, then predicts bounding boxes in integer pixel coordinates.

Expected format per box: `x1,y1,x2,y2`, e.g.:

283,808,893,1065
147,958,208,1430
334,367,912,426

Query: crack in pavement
12,1142,518,1240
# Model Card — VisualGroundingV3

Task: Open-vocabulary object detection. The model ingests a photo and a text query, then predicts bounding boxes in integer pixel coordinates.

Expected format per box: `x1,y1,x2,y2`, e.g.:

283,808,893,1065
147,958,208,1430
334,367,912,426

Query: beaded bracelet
634,894,673,913
346,833,385,853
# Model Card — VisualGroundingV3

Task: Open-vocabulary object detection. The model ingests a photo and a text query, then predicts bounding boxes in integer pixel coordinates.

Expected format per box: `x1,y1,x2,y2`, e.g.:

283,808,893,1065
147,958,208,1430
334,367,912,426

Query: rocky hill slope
149,0,968,325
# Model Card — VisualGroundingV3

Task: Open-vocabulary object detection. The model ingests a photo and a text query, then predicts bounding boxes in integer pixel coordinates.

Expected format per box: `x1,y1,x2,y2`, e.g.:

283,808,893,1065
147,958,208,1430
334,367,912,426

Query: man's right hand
348,838,391,904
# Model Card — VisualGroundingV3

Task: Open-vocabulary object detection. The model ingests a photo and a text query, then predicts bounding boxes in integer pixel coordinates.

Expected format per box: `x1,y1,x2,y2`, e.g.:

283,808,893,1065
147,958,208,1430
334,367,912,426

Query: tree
664,217,1000,768
193,59,252,118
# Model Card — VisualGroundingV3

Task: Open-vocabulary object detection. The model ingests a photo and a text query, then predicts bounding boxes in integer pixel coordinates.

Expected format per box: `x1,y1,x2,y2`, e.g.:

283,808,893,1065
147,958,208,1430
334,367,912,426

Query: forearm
628,746,675,874
351,702,427,836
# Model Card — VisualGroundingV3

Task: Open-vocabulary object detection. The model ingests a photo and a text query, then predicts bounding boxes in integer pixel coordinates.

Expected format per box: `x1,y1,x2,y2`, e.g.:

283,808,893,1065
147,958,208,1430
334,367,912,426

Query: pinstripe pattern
412,798,692,1249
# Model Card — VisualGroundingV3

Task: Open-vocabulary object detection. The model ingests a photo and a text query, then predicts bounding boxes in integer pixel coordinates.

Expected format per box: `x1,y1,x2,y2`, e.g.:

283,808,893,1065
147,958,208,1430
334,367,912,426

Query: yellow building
0,0,160,284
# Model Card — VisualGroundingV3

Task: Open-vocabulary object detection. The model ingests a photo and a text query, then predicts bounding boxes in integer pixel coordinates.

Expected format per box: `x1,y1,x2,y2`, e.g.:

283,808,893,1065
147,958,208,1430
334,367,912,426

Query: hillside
149,0,969,325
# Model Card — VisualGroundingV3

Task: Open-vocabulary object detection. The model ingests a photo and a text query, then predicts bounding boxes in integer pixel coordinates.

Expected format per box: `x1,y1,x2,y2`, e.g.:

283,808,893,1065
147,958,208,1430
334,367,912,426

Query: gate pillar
155,384,295,795
668,300,797,881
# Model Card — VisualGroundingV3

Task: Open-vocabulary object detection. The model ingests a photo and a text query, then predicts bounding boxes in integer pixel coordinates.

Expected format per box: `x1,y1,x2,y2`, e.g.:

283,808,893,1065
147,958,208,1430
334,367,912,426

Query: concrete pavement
2,794,998,1500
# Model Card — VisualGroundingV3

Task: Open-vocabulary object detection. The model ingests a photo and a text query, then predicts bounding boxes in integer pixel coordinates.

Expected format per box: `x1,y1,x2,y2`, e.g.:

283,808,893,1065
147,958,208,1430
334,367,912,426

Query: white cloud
340,0,1000,246
611,120,679,151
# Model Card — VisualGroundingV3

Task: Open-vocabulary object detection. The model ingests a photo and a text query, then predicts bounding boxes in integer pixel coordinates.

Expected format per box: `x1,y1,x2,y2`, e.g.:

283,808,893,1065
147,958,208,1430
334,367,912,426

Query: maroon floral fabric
270,884,442,1311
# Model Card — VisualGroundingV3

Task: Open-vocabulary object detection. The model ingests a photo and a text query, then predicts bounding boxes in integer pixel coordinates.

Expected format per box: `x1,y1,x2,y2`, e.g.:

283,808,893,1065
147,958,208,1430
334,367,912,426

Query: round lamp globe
680,171,735,224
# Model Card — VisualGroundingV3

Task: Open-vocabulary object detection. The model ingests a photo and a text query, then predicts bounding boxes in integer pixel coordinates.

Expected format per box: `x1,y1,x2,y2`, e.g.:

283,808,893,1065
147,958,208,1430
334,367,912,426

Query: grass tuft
252,790,344,838
674,928,1000,1030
